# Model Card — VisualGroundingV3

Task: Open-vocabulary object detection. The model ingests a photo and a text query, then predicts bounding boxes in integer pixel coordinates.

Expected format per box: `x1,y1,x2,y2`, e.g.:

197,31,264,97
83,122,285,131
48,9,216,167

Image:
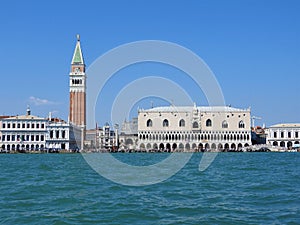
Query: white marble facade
0,114,47,151
0,110,82,152
138,105,251,151
266,124,300,149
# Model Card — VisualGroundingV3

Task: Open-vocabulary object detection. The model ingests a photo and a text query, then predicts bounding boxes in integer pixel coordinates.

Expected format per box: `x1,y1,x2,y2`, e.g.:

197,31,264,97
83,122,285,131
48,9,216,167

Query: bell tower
69,34,86,127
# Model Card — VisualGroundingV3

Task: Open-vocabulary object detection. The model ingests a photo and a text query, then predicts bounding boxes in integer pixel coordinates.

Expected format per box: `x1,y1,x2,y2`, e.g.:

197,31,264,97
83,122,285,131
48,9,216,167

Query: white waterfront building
46,118,82,151
0,108,82,152
266,123,300,149
138,104,251,151
0,108,47,152
98,123,118,150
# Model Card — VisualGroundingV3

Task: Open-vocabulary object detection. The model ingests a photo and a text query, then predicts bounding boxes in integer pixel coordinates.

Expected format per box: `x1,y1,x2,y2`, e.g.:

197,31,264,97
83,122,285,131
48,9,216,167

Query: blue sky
0,0,299,127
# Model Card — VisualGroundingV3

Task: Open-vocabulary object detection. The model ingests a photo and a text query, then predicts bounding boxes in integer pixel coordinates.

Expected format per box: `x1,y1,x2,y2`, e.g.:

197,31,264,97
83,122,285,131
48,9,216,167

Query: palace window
146,119,153,127
2,123,5,129
274,132,277,138
288,132,291,138
238,121,245,129
281,132,284,138
206,119,212,127
222,120,228,129
296,132,299,138
62,131,66,139
179,119,185,127
193,121,199,129
163,119,169,127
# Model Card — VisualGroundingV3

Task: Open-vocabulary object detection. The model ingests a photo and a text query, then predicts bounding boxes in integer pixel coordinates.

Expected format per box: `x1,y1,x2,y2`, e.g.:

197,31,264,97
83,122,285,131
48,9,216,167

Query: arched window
146,119,153,127
206,119,212,127
239,121,245,129
163,119,169,127
179,119,185,127
193,121,199,128
222,120,228,128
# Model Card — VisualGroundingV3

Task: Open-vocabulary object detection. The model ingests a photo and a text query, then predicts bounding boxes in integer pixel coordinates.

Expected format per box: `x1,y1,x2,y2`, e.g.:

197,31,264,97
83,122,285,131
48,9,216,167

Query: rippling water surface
0,153,299,224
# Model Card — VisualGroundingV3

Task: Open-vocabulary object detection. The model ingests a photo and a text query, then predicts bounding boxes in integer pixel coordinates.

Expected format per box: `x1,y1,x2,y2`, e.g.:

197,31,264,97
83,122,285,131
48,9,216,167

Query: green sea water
0,153,299,224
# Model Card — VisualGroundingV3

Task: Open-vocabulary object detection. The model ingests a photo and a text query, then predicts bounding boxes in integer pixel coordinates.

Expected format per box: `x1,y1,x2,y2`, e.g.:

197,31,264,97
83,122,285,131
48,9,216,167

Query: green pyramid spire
71,34,84,64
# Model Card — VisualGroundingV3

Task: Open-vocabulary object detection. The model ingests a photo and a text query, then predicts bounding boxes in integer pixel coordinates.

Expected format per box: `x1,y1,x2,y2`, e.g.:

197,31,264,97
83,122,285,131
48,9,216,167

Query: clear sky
0,0,299,127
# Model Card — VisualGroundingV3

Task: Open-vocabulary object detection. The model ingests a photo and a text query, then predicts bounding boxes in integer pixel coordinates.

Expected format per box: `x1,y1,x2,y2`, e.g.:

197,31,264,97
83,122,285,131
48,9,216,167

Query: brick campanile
69,34,86,128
